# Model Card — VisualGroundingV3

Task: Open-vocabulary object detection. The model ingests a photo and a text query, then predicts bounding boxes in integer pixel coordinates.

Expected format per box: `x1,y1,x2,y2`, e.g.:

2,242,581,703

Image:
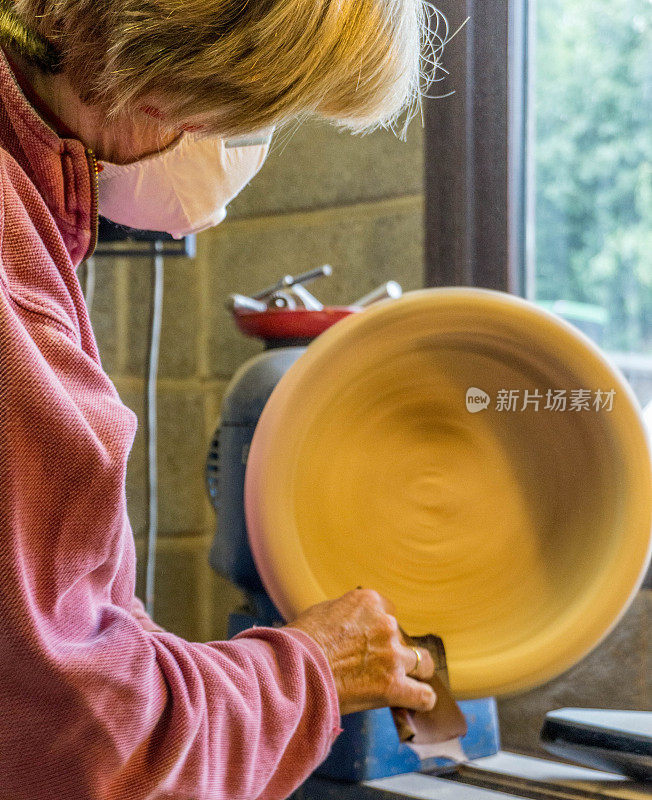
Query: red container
233,306,361,343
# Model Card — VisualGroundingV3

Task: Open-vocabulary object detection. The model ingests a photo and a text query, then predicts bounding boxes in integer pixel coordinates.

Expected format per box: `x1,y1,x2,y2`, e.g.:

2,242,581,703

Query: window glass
528,0,651,408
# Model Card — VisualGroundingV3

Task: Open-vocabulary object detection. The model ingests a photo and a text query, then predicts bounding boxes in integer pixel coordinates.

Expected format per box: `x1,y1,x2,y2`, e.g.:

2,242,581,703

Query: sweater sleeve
126,598,343,797
104,624,342,800
0,161,342,800
0,301,342,798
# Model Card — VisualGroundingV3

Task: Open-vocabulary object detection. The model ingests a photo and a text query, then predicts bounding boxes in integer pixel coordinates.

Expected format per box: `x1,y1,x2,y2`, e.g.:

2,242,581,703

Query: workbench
292,752,650,800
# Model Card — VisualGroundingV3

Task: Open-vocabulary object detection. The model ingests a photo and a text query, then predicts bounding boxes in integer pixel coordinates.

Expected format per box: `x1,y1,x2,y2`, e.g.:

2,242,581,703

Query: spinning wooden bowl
245,288,652,698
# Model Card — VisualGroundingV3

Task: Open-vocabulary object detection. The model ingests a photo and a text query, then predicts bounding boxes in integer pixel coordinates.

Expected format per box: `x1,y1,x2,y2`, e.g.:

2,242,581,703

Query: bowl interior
245,289,652,697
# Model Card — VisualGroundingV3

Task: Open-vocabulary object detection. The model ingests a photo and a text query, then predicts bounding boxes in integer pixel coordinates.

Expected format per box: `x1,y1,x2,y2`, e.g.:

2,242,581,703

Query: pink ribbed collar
0,47,95,266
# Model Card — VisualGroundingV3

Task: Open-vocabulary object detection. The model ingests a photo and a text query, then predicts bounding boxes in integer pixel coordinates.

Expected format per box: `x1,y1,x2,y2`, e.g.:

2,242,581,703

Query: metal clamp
226,266,403,313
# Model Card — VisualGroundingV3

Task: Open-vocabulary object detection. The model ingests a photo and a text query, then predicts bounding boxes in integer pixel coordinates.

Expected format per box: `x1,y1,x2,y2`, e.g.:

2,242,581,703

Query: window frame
423,0,529,295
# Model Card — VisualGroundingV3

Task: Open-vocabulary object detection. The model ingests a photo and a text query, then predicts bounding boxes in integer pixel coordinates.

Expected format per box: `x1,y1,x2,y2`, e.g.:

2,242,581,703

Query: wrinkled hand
284,589,437,716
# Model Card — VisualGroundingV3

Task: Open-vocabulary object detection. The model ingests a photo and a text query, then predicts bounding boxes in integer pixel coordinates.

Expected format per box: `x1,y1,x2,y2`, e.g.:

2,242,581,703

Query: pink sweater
0,47,341,799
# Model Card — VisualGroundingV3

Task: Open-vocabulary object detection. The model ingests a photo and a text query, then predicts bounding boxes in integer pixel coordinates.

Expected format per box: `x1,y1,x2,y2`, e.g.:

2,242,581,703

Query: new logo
466,387,490,413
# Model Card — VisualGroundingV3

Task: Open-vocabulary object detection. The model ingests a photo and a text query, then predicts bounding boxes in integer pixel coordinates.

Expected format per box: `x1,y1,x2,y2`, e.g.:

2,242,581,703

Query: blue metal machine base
228,610,500,781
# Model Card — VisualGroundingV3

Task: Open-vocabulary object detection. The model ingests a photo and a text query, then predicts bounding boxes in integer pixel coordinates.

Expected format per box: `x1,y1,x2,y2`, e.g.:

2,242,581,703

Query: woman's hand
284,588,437,716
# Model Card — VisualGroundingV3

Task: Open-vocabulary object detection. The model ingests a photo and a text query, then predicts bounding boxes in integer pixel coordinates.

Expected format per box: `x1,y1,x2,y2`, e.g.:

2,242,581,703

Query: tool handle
252,265,332,300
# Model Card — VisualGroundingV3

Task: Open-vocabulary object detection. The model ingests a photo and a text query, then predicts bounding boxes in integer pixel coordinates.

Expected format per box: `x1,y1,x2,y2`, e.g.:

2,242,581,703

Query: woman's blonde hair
8,0,440,137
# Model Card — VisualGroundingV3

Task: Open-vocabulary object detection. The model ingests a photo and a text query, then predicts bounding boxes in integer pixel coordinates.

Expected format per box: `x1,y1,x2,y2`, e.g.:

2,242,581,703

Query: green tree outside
533,0,651,354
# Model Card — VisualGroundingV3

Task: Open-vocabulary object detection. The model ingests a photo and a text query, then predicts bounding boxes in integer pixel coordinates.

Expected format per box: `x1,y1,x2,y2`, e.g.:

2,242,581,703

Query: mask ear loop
224,129,275,148
139,104,207,135
96,126,192,174
139,105,277,145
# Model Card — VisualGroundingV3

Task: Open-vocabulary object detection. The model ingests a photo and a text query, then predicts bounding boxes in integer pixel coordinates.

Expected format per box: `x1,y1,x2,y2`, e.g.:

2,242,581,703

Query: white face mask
96,131,270,239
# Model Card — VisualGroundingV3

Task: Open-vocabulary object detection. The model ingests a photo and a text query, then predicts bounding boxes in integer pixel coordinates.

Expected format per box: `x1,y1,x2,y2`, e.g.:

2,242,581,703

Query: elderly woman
0,0,438,797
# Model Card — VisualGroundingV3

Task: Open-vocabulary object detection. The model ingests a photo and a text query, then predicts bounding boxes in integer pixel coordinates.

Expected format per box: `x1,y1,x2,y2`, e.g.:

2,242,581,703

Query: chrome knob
353,281,403,307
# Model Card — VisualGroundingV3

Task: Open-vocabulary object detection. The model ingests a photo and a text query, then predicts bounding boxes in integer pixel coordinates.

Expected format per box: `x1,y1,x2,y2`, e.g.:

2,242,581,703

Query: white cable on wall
144,241,164,618
84,256,96,313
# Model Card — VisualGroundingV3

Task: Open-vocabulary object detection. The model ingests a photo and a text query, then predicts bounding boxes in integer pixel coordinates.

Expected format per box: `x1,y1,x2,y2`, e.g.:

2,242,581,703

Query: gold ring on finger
409,646,421,675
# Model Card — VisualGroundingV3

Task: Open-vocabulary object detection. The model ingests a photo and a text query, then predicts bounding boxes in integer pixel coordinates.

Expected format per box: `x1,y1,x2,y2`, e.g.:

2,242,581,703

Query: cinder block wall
85,119,650,761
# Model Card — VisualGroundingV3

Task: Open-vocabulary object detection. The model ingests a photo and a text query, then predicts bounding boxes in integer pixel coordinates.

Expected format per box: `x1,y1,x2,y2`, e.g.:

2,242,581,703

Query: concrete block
125,257,201,379
82,255,124,375
207,569,246,642
226,119,424,219
119,385,147,539
157,386,210,535
203,198,424,378
134,535,242,642
496,589,651,757
116,381,210,537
